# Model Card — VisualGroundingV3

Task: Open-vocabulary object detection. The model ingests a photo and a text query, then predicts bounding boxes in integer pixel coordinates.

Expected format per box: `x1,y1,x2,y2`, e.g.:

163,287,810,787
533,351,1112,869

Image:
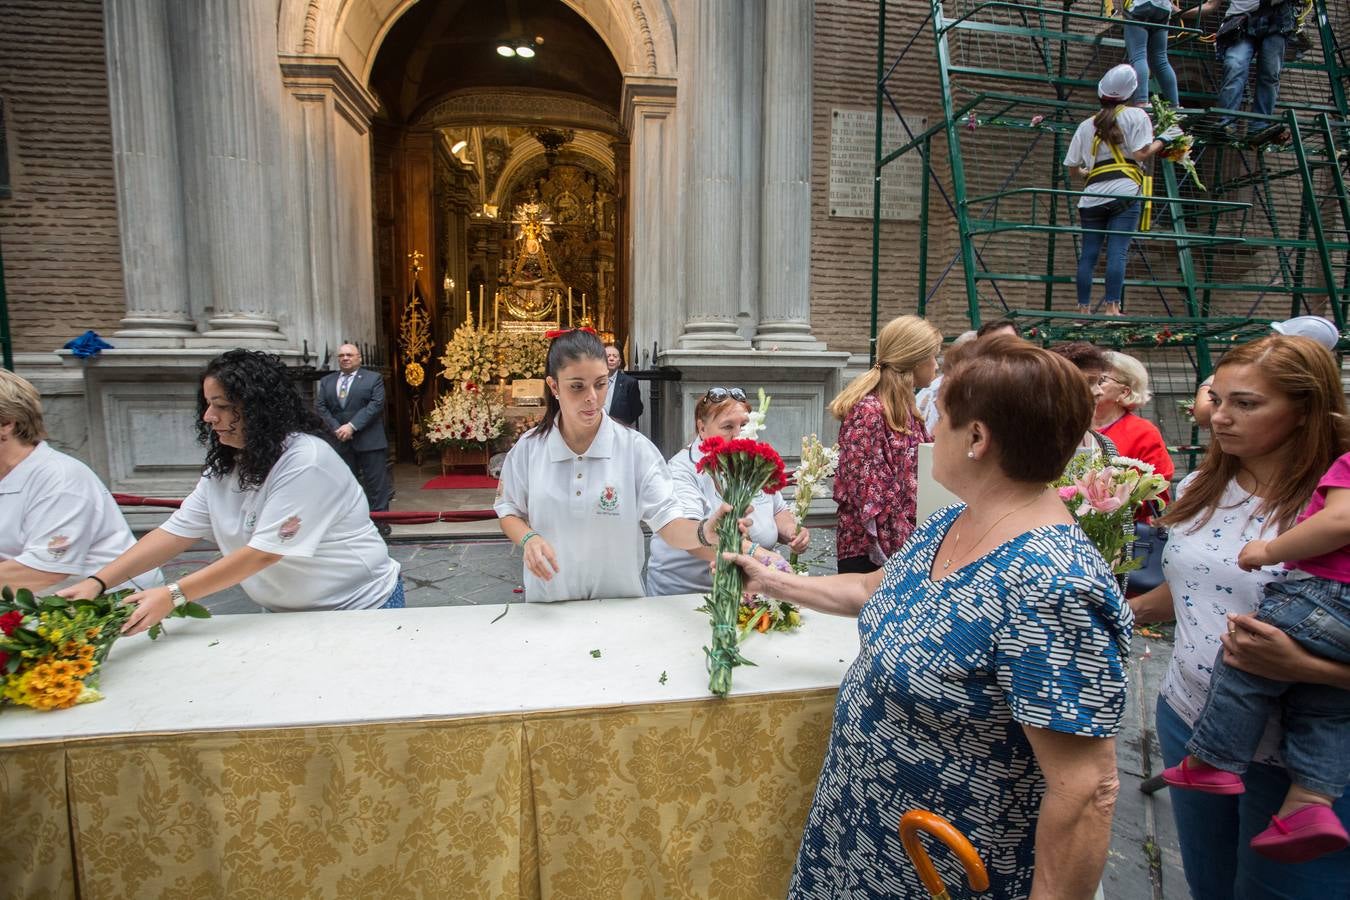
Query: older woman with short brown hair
729,335,1133,898
0,369,163,593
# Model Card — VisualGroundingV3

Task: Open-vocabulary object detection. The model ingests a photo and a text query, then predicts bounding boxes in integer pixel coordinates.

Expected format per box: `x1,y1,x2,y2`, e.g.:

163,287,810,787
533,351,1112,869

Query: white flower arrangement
421,383,505,450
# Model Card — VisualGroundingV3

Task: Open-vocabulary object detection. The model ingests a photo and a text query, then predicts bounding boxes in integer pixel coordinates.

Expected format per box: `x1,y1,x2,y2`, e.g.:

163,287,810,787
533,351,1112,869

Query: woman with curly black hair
59,350,402,630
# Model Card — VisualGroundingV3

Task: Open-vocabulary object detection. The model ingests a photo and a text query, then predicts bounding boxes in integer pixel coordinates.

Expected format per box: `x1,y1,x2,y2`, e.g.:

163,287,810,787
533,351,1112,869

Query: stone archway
276,0,677,79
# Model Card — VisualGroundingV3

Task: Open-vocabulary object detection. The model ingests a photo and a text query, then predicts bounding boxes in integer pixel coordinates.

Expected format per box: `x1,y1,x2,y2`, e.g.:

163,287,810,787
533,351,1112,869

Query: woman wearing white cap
1063,64,1181,316
1193,316,1341,428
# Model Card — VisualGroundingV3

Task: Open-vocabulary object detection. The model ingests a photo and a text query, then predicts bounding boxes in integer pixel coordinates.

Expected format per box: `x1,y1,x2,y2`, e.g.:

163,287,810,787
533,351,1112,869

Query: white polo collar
0,441,52,495
545,413,617,462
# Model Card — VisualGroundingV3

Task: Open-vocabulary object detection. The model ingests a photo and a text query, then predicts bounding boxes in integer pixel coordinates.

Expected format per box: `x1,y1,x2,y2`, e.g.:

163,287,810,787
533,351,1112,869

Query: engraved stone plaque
829,107,927,221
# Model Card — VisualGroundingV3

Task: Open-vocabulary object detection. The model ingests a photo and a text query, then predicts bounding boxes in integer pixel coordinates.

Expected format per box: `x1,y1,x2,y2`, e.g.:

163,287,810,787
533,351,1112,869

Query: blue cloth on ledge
63,330,114,358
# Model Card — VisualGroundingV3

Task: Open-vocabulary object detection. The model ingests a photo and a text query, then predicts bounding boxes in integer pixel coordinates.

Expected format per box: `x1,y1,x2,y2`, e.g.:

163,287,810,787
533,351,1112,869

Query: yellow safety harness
1086,107,1153,231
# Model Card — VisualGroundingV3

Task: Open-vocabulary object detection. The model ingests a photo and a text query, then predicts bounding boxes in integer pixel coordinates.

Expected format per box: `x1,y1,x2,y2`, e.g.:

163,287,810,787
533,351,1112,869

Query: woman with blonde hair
1131,335,1350,895
0,369,163,594
1096,349,1174,511
830,315,942,573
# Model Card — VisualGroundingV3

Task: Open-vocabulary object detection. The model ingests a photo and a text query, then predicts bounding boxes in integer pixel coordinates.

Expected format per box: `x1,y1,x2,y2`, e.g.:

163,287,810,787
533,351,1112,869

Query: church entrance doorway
366,0,627,460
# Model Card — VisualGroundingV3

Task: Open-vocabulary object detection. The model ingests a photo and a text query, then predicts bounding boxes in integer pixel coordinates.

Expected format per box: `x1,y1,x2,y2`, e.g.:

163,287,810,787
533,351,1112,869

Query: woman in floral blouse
830,315,942,573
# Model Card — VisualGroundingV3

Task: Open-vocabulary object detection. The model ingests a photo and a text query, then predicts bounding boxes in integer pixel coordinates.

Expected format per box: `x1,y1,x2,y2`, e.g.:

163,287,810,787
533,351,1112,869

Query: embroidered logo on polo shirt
279,515,302,542
244,511,258,532
46,535,71,560
597,485,620,515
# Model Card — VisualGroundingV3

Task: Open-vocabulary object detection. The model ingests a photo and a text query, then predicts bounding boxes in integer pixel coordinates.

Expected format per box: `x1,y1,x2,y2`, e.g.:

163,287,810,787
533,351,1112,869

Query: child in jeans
1162,451,1350,863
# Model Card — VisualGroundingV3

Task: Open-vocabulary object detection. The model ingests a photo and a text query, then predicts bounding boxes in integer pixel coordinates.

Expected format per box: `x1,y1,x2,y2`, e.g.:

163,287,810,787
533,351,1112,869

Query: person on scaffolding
1064,64,1181,317
1184,0,1301,143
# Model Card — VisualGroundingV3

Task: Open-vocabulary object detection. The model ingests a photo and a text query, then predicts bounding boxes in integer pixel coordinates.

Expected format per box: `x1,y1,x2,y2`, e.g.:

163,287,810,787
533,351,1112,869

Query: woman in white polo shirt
60,350,401,632
644,387,808,597
495,329,736,602
0,370,163,593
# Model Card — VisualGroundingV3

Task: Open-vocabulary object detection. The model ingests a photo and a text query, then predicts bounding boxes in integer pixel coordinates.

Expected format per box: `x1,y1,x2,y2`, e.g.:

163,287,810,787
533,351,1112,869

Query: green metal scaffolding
871,0,1350,379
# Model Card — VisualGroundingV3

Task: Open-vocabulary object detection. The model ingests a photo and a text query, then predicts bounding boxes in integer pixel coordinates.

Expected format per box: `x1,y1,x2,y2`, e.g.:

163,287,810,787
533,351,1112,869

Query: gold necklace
941,496,1042,571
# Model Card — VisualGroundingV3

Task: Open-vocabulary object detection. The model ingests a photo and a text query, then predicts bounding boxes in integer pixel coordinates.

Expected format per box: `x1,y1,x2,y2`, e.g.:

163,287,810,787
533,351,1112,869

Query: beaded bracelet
519,530,541,550
747,542,760,563
695,517,715,548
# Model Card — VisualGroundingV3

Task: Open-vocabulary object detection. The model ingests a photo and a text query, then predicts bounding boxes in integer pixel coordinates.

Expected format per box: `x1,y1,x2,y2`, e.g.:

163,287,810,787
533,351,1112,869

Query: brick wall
0,0,124,352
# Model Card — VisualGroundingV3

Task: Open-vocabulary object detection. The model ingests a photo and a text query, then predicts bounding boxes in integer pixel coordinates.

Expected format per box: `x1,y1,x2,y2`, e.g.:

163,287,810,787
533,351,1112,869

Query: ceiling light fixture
496,44,515,57
515,44,535,58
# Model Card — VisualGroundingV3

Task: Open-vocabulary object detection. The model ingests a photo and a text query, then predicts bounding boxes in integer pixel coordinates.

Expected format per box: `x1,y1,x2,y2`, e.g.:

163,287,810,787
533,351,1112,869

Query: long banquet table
0,597,859,899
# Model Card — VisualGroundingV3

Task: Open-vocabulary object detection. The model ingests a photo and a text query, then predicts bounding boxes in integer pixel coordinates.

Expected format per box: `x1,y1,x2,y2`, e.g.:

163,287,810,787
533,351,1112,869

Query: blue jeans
1076,199,1141,308
1158,698,1350,900
1218,30,1287,123
1124,4,1179,106
1187,576,1350,797
379,577,406,609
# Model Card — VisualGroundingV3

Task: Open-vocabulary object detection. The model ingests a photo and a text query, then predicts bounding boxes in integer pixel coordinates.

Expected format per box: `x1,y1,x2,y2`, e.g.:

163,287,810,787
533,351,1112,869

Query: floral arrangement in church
789,434,839,570
1055,455,1169,575
695,390,791,699
1,586,210,711
439,314,505,386
496,332,549,380
1151,96,1206,191
421,382,505,451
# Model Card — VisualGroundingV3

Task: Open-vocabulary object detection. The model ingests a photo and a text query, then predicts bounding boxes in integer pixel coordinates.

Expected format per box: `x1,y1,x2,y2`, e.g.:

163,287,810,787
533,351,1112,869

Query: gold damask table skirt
1,690,835,899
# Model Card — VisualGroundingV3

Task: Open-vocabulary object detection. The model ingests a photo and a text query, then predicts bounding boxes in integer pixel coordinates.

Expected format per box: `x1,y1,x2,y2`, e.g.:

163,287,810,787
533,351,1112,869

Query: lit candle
465,289,471,324
567,287,573,328
582,293,587,322
493,293,500,330
478,285,484,325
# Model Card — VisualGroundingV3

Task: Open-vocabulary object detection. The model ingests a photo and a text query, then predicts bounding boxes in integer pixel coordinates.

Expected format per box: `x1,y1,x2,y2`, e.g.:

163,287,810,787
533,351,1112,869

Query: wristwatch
166,582,188,609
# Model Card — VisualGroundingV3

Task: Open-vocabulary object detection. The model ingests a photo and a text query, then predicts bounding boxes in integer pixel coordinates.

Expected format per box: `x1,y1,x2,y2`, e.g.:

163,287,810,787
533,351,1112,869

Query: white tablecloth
0,595,861,745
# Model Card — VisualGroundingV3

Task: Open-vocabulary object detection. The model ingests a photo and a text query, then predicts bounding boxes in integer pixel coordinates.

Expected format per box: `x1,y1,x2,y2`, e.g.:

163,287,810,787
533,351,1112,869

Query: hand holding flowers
789,434,839,569
1151,96,1206,191
696,391,791,698
1056,455,1169,575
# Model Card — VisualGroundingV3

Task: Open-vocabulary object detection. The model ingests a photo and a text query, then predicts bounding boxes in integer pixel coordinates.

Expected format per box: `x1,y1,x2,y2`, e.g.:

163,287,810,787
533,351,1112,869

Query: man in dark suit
603,342,643,426
316,344,393,536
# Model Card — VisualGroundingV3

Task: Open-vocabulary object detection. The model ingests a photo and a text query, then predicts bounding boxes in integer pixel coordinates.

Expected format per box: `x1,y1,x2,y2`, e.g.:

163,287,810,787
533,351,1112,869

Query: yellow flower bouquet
0,586,210,710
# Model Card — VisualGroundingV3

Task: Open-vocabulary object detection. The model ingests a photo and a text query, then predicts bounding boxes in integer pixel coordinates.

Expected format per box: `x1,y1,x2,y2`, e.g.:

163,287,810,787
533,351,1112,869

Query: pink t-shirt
1289,451,1350,582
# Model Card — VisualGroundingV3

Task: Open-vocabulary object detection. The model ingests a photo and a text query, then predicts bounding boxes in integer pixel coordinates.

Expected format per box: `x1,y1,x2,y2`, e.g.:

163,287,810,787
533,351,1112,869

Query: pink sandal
1250,804,1349,864
1161,757,1245,795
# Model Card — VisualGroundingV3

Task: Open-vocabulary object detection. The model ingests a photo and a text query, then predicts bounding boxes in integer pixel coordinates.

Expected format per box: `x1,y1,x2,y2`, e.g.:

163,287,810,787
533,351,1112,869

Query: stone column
170,0,285,341
755,0,824,350
280,56,380,360
622,76,679,362
678,0,750,349
104,0,195,341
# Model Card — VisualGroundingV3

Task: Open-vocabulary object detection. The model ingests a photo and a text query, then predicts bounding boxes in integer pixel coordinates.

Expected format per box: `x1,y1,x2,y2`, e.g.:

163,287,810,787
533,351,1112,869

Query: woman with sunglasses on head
645,387,806,597
830,315,942,574
495,329,742,602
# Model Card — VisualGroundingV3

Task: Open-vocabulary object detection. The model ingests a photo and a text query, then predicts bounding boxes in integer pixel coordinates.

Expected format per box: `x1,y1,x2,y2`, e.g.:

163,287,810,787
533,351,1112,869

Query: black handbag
1125,523,1168,597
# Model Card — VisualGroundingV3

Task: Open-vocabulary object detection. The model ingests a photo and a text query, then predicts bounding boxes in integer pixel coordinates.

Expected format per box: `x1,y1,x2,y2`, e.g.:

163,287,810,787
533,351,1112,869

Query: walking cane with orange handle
899,810,990,899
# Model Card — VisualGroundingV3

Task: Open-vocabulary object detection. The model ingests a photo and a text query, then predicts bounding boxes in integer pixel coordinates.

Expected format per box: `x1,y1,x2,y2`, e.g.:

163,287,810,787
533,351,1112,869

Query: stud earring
966,450,976,459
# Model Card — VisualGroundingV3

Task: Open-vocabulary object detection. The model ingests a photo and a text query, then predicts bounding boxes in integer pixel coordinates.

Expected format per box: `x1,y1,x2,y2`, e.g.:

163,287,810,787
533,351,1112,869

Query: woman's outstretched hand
56,577,103,601
702,503,755,543
120,586,175,636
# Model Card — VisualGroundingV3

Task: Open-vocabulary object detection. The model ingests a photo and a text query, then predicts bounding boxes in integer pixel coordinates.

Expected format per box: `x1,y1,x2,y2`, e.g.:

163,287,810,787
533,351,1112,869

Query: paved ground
162,518,1189,899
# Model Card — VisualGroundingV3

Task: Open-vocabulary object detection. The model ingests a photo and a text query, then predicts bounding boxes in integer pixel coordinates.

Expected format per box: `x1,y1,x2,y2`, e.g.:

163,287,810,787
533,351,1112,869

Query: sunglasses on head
703,387,747,403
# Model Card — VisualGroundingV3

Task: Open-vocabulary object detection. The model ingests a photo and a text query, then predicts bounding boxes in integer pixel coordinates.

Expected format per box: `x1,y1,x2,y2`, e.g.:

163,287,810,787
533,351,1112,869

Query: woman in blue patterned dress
727,335,1133,898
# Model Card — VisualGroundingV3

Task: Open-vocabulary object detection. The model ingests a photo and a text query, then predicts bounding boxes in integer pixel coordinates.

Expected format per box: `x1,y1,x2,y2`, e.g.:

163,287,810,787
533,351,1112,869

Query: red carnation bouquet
695,420,790,698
